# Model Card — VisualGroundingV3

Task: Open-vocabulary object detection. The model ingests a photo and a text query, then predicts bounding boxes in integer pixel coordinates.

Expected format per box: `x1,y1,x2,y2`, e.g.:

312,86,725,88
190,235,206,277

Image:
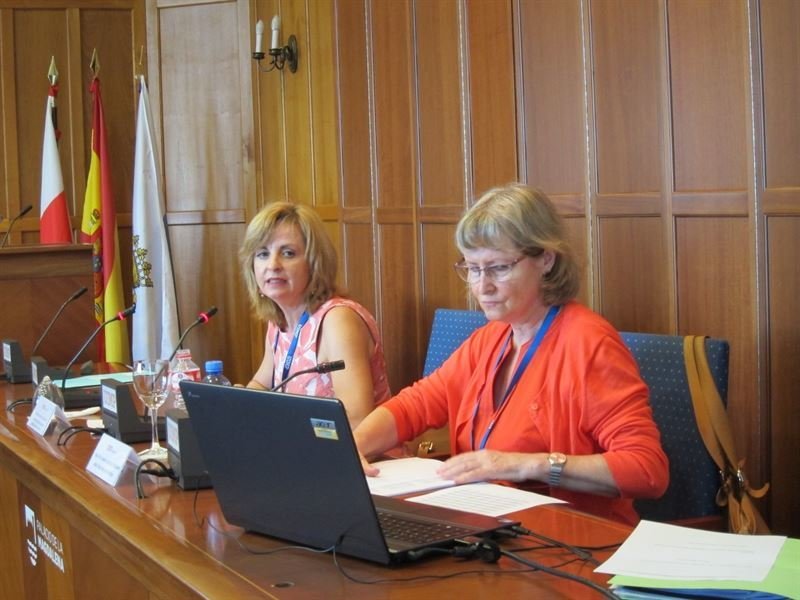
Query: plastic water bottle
168,348,202,410
202,360,231,386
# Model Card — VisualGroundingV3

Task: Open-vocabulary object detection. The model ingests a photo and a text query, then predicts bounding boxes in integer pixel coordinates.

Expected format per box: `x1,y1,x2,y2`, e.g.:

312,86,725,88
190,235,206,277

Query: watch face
549,452,567,466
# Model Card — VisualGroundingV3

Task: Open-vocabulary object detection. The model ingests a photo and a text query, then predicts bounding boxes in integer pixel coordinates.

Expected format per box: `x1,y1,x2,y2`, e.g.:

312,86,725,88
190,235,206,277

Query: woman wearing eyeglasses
354,183,668,525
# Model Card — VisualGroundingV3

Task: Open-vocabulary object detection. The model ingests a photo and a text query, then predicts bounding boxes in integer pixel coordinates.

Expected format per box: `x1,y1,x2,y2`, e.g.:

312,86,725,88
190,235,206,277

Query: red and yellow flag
80,78,130,364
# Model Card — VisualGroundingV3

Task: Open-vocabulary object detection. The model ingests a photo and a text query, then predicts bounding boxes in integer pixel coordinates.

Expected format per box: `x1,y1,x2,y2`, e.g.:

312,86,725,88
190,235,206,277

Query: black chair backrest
620,332,729,522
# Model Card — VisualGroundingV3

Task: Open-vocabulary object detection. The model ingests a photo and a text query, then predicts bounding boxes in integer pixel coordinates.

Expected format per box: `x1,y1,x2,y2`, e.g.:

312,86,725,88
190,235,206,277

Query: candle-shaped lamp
271,15,281,50
254,20,265,56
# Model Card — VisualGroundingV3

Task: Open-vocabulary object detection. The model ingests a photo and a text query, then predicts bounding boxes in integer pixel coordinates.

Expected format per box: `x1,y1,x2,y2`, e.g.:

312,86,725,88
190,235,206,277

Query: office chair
620,332,729,526
422,309,488,376
412,312,729,525
406,309,488,456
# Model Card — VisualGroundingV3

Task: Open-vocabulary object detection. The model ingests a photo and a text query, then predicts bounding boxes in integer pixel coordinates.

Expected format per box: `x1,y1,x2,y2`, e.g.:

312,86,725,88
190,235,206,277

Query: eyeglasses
453,256,527,283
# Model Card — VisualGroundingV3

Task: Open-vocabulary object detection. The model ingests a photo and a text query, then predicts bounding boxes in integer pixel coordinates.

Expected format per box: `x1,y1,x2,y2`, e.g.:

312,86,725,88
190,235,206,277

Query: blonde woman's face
253,223,310,311
462,246,551,327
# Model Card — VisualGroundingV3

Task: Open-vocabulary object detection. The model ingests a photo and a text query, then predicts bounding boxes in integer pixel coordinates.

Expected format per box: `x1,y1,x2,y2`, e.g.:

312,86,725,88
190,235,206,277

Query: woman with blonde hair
355,184,668,524
240,202,390,427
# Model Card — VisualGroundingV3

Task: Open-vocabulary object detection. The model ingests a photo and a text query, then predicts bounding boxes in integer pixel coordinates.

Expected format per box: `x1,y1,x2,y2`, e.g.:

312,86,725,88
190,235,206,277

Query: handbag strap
683,336,770,533
684,336,736,469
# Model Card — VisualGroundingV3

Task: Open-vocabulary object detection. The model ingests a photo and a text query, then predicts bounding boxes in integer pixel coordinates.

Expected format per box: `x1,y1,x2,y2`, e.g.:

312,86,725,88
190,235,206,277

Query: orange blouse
383,301,669,524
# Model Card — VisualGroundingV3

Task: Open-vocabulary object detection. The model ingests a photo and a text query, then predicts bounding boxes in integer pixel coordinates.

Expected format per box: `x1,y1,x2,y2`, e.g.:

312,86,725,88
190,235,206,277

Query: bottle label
170,368,201,396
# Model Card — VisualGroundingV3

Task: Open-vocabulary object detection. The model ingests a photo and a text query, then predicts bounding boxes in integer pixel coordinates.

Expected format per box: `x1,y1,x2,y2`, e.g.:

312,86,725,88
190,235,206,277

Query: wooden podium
0,244,95,375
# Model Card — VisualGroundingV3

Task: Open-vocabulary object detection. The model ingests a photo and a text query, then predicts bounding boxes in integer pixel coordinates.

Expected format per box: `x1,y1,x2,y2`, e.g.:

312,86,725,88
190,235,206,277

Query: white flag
131,76,179,361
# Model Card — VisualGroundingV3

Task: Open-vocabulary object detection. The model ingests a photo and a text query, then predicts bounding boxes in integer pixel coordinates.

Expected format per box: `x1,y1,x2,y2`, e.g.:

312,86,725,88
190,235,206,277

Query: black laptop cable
331,534,545,585
134,459,177,499
502,524,600,565
498,547,621,599
57,424,106,446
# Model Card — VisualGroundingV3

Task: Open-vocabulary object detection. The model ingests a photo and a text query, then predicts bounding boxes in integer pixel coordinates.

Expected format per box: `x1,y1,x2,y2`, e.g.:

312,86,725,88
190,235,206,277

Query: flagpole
48,57,58,132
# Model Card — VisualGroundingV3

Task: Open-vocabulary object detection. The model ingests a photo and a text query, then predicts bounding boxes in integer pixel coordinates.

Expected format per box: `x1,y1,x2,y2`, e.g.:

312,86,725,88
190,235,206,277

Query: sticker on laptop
310,418,339,440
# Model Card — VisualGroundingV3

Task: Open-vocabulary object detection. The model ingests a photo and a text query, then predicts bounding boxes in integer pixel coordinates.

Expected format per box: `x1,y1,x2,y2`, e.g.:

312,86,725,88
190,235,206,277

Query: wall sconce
253,15,297,73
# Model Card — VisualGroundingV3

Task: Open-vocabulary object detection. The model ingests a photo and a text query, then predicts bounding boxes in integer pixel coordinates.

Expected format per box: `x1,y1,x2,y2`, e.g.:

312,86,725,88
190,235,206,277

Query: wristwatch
547,452,567,487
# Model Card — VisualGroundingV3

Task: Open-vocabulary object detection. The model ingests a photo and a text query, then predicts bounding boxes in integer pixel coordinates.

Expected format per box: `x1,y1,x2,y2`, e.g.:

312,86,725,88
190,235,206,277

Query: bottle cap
205,360,223,374
175,348,192,359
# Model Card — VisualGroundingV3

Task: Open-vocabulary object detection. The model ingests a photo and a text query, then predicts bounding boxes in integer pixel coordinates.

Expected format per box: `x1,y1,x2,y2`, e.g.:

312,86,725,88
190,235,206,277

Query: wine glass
132,359,170,461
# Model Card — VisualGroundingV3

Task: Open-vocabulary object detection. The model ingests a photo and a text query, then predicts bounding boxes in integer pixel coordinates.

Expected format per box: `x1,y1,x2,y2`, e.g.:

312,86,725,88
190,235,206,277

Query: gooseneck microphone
167,306,218,361
269,360,346,392
1,204,33,247
31,287,89,356
60,305,136,393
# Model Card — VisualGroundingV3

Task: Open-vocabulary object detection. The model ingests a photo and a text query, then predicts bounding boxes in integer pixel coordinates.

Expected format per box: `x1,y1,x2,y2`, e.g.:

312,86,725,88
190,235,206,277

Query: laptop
180,381,518,564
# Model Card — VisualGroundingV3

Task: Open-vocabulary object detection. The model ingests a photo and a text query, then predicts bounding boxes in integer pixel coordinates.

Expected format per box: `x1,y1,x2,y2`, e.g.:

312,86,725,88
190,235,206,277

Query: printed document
596,520,787,581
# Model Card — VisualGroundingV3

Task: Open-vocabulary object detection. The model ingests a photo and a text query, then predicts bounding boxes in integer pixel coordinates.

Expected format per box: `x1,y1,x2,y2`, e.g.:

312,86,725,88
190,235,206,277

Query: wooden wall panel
767,216,800,535
675,217,760,482
668,0,748,192
308,0,339,208
466,0,517,195
591,0,661,195
160,2,242,212
415,0,464,208
380,224,419,391
342,222,376,315
421,222,465,341
760,0,800,190
281,1,313,204
371,0,416,210
0,10,9,217
336,0,371,209
517,0,584,194
598,217,669,333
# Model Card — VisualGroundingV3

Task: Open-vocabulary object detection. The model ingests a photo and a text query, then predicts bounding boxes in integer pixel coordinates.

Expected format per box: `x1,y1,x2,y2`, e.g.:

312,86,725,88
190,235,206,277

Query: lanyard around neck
272,310,310,385
471,304,560,451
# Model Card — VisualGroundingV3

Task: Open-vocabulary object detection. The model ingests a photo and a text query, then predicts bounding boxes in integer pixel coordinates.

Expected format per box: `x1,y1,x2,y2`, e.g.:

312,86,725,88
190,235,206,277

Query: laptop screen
181,381,515,564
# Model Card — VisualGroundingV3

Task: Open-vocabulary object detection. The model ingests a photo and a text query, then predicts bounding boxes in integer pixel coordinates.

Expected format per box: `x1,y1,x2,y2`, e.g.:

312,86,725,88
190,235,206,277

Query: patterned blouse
267,297,391,403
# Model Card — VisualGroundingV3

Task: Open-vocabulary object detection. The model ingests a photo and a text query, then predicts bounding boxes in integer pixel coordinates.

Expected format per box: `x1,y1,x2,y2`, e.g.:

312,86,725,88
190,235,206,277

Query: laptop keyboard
377,511,473,545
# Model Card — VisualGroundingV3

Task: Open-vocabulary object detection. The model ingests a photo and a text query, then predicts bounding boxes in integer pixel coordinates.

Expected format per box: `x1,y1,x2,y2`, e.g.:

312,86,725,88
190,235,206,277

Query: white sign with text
86,434,139,486
26,397,70,437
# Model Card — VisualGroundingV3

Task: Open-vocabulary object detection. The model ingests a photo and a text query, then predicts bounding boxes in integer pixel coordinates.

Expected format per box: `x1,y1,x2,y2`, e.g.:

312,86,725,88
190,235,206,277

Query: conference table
0,380,631,599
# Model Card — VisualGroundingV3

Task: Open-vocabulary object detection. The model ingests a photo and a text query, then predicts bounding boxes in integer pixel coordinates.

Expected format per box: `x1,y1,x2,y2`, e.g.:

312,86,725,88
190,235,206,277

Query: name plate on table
27,396,70,436
86,434,140,486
